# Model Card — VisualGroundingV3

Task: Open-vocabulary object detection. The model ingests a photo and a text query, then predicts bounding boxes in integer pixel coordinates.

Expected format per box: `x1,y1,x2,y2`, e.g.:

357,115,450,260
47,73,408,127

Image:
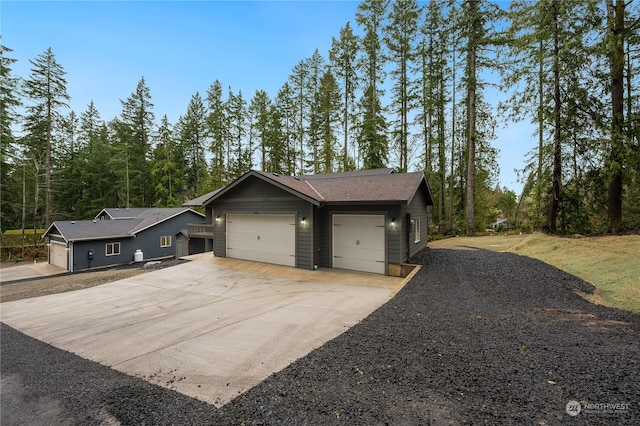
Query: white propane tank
134,249,143,262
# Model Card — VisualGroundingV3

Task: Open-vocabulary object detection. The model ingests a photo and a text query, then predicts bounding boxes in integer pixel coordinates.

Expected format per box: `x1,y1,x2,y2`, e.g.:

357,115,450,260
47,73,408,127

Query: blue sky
3,0,531,193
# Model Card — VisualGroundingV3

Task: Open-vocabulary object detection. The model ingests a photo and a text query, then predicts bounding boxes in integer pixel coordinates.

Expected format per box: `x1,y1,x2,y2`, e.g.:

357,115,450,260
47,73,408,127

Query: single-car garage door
226,214,296,267
49,241,68,270
332,214,385,274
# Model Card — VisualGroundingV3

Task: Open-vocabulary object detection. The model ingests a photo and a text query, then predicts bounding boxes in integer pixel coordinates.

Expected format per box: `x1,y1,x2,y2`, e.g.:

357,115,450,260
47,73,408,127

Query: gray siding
211,177,315,270
400,188,429,261
315,205,401,270
69,210,204,271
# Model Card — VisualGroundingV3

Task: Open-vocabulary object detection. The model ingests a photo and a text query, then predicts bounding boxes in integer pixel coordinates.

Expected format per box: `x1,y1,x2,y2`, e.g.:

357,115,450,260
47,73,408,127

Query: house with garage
43,207,205,272
183,168,433,276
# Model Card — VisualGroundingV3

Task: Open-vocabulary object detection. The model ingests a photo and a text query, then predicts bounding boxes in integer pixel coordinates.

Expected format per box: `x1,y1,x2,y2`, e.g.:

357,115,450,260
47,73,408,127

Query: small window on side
161,236,172,247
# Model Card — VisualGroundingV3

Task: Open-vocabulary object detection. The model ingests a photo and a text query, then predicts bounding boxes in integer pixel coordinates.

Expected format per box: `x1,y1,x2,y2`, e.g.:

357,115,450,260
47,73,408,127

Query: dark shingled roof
184,169,433,207
44,208,203,242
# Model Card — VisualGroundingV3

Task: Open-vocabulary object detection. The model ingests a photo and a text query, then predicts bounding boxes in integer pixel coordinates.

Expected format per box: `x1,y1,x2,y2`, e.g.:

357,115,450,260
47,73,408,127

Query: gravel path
2,248,638,425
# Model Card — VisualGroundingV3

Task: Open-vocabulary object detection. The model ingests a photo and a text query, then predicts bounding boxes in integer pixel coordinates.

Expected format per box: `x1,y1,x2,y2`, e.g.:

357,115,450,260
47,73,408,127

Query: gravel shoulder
2,248,639,424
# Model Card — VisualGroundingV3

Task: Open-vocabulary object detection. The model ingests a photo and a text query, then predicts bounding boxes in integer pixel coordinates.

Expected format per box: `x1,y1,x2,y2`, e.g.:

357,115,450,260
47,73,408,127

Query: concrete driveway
0,262,66,283
0,255,410,407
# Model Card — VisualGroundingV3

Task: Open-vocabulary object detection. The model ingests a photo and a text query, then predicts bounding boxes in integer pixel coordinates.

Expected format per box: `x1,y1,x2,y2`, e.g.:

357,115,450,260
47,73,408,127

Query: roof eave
68,234,134,242
131,208,203,235
42,223,68,242
406,173,435,206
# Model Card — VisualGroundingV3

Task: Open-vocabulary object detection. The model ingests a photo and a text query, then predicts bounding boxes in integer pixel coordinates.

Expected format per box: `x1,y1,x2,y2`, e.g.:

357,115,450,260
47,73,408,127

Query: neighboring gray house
184,169,433,276
43,208,205,272
493,218,509,231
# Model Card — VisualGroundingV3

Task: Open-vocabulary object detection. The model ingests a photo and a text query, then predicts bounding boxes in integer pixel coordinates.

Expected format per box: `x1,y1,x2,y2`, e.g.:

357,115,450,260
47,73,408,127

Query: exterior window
161,236,172,247
106,242,120,256
414,218,421,243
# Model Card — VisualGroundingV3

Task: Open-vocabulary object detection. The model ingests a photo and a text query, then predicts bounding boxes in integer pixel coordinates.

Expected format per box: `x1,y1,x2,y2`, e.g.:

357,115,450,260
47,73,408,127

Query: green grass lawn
430,232,640,313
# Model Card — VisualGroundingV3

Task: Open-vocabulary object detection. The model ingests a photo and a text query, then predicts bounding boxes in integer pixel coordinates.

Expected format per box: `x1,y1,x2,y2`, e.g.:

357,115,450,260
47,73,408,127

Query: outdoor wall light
215,215,222,222
301,217,307,224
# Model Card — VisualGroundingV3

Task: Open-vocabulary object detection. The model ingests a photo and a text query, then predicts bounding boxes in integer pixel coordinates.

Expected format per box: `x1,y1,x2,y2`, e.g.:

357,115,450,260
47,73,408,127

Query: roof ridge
303,179,325,201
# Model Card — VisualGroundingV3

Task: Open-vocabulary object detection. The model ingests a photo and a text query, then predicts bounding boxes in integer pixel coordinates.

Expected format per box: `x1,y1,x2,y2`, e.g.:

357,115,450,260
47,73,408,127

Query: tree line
1,0,638,237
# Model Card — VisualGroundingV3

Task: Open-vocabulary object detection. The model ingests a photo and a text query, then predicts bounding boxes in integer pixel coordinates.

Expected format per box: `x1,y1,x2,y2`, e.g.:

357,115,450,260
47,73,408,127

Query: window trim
161,235,172,247
414,217,421,243
106,242,121,256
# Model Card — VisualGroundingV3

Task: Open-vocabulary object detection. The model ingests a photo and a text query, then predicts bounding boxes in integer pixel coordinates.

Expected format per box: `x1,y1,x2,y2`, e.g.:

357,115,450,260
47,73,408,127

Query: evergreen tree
226,88,249,179
0,42,21,231
356,0,390,170
179,92,208,197
53,110,83,219
206,80,228,188
417,1,450,226
22,47,70,228
275,82,298,175
265,104,287,174
249,90,271,170
329,22,360,171
359,84,388,169
317,70,341,173
118,77,155,207
78,102,115,213
605,0,626,233
288,59,311,174
151,115,180,206
305,50,327,174
385,0,421,172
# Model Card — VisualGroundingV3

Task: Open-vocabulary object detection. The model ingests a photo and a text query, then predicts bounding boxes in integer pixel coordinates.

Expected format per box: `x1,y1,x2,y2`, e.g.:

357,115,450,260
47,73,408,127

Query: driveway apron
0,256,402,407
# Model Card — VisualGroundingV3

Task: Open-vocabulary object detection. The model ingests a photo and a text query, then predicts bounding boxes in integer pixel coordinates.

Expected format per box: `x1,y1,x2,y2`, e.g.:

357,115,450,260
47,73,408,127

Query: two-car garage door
226,214,296,267
332,214,385,274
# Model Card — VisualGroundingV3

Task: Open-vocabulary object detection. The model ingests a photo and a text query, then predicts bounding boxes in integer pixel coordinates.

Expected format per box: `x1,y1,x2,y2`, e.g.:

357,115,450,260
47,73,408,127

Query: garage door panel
332,214,385,274
50,242,68,270
227,214,296,267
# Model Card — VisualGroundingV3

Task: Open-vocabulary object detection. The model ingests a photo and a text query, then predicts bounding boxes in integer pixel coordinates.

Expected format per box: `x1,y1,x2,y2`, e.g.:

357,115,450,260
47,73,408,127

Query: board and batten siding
211,177,315,270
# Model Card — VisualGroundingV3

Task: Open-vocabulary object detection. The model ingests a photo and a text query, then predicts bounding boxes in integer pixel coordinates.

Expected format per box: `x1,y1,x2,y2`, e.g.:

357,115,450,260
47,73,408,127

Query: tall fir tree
317,70,341,173
385,0,421,172
206,80,228,188
0,42,22,231
22,47,70,228
118,77,155,207
356,0,390,170
329,22,360,171
151,115,180,206
179,92,208,198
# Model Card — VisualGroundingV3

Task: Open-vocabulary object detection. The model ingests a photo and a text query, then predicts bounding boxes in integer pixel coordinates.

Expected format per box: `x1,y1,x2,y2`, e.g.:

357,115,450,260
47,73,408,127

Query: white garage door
49,241,68,270
332,214,385,274
226,214,296,267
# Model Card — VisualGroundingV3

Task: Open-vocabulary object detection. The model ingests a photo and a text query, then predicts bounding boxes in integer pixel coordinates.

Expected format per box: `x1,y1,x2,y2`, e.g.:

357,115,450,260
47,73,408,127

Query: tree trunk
45,96,52,228
547,0,561,233
606,0,625,233
465,0,478,236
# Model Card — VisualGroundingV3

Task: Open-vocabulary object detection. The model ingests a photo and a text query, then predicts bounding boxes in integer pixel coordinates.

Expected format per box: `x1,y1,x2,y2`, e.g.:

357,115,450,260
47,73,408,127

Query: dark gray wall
211,176,315,270
315,204,402,269
400,187,429,260
69,210,204,271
